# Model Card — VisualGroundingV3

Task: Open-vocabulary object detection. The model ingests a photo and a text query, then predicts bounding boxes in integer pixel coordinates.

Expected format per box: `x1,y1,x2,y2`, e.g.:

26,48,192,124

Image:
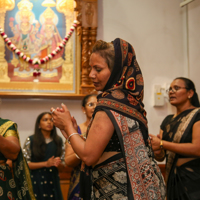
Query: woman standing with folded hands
23,112,65,200
150,77,200,200
51,38,165,199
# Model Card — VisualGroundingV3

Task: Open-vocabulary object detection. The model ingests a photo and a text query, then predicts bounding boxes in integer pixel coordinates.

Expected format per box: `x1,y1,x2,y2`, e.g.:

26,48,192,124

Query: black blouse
104,130,122,152
160,110,200,158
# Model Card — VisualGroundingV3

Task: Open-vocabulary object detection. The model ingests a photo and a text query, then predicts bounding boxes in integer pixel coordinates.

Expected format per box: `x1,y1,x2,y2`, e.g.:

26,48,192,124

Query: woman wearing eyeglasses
65,94,97,200
150,77,200,200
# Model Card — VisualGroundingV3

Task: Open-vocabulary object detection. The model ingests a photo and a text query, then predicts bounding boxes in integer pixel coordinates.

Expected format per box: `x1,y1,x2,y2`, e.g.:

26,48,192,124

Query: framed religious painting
0,0,98,99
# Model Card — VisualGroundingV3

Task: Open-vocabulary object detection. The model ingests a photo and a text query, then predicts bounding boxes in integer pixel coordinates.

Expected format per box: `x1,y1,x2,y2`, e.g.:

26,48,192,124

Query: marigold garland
0,20,78,77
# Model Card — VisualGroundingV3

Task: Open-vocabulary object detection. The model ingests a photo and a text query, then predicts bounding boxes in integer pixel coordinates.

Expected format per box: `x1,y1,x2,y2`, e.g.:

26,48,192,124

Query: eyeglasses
166,86,188,94
86,102,97,107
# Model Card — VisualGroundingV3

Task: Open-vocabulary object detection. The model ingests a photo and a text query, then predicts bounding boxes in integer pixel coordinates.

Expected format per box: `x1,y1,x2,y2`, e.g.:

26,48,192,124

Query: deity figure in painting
9,0,40,72
37,7,64,71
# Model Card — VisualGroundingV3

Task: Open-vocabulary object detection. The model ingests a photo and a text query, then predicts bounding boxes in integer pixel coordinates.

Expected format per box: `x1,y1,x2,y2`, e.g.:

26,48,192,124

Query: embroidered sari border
98,98,147,128
165,108,200,183
0,120,15,136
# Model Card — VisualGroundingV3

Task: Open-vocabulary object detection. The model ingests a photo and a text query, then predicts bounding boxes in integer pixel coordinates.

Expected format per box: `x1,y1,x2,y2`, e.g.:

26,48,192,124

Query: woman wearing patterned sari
51,38,166,199
150,77,200,200
0,118,35,200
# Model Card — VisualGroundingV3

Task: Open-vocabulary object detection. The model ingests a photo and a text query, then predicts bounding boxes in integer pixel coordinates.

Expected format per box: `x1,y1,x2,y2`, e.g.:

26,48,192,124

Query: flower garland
0,20,78,77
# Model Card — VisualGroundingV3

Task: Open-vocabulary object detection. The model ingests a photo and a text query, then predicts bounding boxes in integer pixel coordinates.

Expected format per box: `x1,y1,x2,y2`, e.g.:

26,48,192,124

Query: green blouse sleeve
4,124,18,138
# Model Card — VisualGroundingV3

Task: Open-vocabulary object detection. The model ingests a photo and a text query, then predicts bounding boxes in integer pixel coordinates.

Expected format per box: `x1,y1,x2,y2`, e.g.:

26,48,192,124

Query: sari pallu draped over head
93,38,166,200
0,119,35,200
162,108,200,200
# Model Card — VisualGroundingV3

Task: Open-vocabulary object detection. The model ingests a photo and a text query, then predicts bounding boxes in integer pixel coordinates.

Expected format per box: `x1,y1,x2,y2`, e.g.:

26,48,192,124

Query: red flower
115,103,119,108
33,72,38,77
34,65,39,70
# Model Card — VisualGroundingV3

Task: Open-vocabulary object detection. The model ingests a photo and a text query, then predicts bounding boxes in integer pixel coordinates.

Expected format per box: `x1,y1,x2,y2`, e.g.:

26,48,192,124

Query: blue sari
67,126,82,200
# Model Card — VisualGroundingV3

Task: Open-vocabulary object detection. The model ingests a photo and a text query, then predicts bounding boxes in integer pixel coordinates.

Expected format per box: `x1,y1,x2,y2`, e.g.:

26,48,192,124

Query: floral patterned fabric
87,110,166,200
109,111,166,200
95,38,148,142
0,118,35,200
92,38,166,199
92,153,127,200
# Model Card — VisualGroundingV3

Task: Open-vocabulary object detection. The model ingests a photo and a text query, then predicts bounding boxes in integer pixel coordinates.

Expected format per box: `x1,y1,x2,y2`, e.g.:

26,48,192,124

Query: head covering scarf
95,38,148,141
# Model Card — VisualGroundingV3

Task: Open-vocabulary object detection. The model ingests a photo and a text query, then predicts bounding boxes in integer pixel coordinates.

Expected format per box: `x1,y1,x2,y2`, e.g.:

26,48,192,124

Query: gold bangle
160,140,163,149
67,133,79,144
75,154,80,159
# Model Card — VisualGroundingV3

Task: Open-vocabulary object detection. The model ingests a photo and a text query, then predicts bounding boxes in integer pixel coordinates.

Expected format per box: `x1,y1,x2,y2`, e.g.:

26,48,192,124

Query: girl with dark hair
65,94,97,200
23,112,65,200
150,77,200,200
51,38,165,199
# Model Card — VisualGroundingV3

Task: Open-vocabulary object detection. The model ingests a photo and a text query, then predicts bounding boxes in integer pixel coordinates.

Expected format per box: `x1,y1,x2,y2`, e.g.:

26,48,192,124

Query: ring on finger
51,108,56,114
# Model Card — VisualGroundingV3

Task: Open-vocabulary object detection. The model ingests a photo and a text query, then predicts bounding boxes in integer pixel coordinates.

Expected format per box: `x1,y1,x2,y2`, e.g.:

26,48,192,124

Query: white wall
188,0,200,93
0,98,85,146
1,0,200,149
97,0,200,136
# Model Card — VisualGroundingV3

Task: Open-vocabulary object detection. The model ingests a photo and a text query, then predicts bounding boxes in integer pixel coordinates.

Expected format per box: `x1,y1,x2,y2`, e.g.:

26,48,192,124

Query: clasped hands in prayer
50,103,78,139
46,156,61,168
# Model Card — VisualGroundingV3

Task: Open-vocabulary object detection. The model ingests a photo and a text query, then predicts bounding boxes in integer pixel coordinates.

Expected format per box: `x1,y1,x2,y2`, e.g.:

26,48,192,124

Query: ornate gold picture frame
0,0,97,99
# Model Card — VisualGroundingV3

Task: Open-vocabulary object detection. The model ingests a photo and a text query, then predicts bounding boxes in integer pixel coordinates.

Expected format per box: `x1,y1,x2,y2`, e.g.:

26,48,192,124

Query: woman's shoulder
193,111,200,123
27,135,34,141
0,118,16,128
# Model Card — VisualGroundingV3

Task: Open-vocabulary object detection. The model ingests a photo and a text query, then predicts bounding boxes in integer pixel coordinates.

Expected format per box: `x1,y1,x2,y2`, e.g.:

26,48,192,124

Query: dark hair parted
32,112,62,161
174,77,200,107
92,40,115,71
82,94,97,107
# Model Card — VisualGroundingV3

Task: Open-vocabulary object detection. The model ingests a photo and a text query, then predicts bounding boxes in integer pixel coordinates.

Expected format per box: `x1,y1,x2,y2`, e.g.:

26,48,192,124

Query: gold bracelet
67,133,79,144
160,140,163,149
75,154,80,159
